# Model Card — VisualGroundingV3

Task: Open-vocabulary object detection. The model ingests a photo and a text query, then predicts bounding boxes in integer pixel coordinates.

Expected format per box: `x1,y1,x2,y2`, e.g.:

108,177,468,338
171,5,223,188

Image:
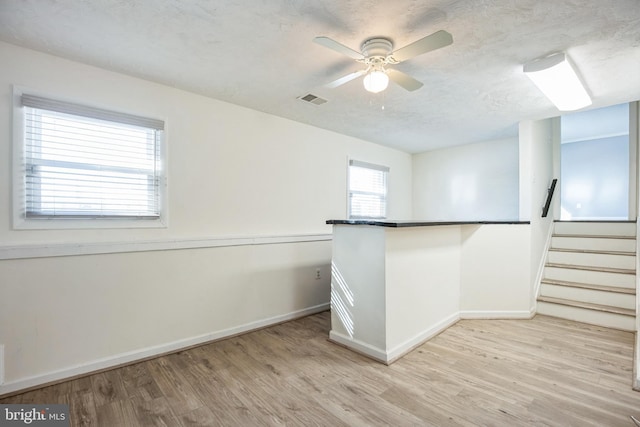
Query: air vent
298,93,328,105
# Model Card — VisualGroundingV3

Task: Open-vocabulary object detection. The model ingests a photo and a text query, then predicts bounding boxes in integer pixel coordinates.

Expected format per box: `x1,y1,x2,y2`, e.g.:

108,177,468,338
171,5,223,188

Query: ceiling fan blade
314,36,364,60
324,70,367,88
387,69,424,91
390,30,453,63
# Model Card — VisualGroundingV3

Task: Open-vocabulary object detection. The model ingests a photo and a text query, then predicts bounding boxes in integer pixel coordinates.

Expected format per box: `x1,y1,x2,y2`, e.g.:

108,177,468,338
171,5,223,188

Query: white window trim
12,86,168,230
347,158,389,219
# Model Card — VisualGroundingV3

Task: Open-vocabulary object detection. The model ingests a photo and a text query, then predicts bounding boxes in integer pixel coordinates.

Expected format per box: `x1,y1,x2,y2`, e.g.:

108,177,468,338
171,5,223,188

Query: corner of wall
635,173,640,391
633,102,639,391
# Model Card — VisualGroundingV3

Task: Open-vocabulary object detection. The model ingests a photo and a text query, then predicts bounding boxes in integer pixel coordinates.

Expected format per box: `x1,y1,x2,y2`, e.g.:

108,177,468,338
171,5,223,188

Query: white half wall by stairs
537,221,637,332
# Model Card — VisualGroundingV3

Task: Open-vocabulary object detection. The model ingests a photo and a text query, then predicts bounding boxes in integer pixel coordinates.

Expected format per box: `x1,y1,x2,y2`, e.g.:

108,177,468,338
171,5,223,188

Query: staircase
537,221,637,331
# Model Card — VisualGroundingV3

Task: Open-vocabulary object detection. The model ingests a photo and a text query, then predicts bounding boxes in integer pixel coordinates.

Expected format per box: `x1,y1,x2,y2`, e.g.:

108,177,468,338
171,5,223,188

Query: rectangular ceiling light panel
524,52,592,111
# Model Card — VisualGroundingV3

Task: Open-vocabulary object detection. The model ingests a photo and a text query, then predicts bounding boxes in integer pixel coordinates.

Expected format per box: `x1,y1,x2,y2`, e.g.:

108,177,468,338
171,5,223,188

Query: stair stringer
532,223,555,313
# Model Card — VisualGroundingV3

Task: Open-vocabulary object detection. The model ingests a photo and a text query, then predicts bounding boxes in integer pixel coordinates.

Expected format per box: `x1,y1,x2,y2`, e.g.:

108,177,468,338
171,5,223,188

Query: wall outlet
315,268,321,280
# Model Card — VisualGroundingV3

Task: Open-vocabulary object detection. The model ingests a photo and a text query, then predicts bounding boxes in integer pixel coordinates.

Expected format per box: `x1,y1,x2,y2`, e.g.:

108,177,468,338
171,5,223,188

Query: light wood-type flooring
2,311,639,426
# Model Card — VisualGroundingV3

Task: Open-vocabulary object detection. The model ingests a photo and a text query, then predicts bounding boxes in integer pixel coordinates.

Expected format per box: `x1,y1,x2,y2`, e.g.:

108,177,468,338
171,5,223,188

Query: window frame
347,159,389,220
12,87,168,230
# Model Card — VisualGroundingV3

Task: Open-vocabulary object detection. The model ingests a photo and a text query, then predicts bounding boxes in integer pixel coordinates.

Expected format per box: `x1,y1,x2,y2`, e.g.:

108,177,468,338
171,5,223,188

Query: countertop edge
326,220,531,227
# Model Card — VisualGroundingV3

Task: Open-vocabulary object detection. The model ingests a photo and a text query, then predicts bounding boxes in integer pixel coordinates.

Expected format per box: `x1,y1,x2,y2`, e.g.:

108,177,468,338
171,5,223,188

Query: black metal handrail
542,178,557,218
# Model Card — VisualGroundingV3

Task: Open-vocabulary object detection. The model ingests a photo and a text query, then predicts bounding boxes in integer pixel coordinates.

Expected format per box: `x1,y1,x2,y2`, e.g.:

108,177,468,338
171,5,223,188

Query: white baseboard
0,303,329,397
386,313,460,363
460,309,535,319
330,313,460,364
329,331,388,363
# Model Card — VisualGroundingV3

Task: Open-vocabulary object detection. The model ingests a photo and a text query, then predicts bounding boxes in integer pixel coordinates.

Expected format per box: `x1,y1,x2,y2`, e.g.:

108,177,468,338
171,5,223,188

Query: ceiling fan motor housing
361,38,393,59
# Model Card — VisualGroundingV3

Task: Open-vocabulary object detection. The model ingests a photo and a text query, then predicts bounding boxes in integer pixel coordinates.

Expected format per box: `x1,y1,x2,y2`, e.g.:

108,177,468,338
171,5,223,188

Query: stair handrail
542,178,558,218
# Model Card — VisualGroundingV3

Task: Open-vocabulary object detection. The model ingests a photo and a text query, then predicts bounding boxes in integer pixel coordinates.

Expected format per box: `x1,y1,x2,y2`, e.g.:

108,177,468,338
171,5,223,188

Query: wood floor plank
119,362,164,401
17,382,70,405
177,364,269,426
2,311,639,426
67,391,97,427
90,370,128,408
379,385,474,427
248,371,350,426
287,374,424,426
69,376,94,395
129,396,179,427
145,357,204,416
229,375,311,426
177,406,219,427
95,399,139,427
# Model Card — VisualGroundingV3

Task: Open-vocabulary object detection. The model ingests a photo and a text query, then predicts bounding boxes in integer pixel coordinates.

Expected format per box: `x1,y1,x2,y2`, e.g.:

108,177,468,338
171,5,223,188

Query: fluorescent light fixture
524,52,591,111
363,69,389,93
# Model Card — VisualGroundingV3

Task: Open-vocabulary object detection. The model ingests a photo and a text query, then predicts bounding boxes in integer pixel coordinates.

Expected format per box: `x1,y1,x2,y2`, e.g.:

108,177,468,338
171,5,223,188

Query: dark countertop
326,219,530,227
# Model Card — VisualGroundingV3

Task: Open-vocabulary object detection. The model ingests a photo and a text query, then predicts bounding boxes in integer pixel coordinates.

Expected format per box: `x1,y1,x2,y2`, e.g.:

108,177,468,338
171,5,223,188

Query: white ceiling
1,0,640,153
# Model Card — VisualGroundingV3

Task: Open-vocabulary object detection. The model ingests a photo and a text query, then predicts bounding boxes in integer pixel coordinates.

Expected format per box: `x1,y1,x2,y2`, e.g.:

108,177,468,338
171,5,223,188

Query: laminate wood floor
2,312,639,426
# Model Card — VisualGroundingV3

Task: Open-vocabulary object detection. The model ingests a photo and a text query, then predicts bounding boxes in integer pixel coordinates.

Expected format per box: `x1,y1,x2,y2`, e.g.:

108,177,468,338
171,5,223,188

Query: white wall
385,226,461,358
330,225,387,351
519,118,558,304
0,42,413,393
412,137,519,221
460,224,531,316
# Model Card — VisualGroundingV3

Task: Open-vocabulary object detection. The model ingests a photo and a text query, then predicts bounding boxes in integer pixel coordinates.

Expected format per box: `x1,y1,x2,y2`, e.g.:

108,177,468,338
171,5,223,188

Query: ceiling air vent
298,93,327,106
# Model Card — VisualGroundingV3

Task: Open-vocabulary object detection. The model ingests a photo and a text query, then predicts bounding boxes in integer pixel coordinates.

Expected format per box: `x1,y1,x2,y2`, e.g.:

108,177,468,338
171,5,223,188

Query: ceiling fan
313,30,453,93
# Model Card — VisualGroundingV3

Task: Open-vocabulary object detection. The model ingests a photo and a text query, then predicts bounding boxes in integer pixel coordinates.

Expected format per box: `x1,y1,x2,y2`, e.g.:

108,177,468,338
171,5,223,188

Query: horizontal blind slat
28,160,155,175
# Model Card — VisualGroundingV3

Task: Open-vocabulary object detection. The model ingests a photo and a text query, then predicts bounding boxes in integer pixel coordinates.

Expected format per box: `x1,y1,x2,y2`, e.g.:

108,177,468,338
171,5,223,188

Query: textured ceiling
1,0,640,153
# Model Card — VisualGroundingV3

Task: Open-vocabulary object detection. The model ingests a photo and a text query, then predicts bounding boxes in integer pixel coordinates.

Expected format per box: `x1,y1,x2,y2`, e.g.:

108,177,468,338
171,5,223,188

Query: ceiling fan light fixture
523,52,591,111
363,69,389,93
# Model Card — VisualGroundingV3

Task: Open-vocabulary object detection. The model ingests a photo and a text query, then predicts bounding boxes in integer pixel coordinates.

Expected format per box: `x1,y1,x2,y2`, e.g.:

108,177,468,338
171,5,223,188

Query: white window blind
348,160,389,219
21,94,164,219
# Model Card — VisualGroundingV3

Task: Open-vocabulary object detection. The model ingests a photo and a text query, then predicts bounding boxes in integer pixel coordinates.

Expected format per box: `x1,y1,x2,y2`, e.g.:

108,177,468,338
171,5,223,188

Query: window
15,93,164,227
348,160,388,219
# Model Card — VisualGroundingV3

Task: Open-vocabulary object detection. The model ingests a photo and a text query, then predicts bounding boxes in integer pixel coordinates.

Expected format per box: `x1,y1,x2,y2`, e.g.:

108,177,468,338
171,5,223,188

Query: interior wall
561,136,629,220
385,226,462,355
0,42,413,393
460,224,531,316
519,118,557,305
412,137,519,220
330,225,387,351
